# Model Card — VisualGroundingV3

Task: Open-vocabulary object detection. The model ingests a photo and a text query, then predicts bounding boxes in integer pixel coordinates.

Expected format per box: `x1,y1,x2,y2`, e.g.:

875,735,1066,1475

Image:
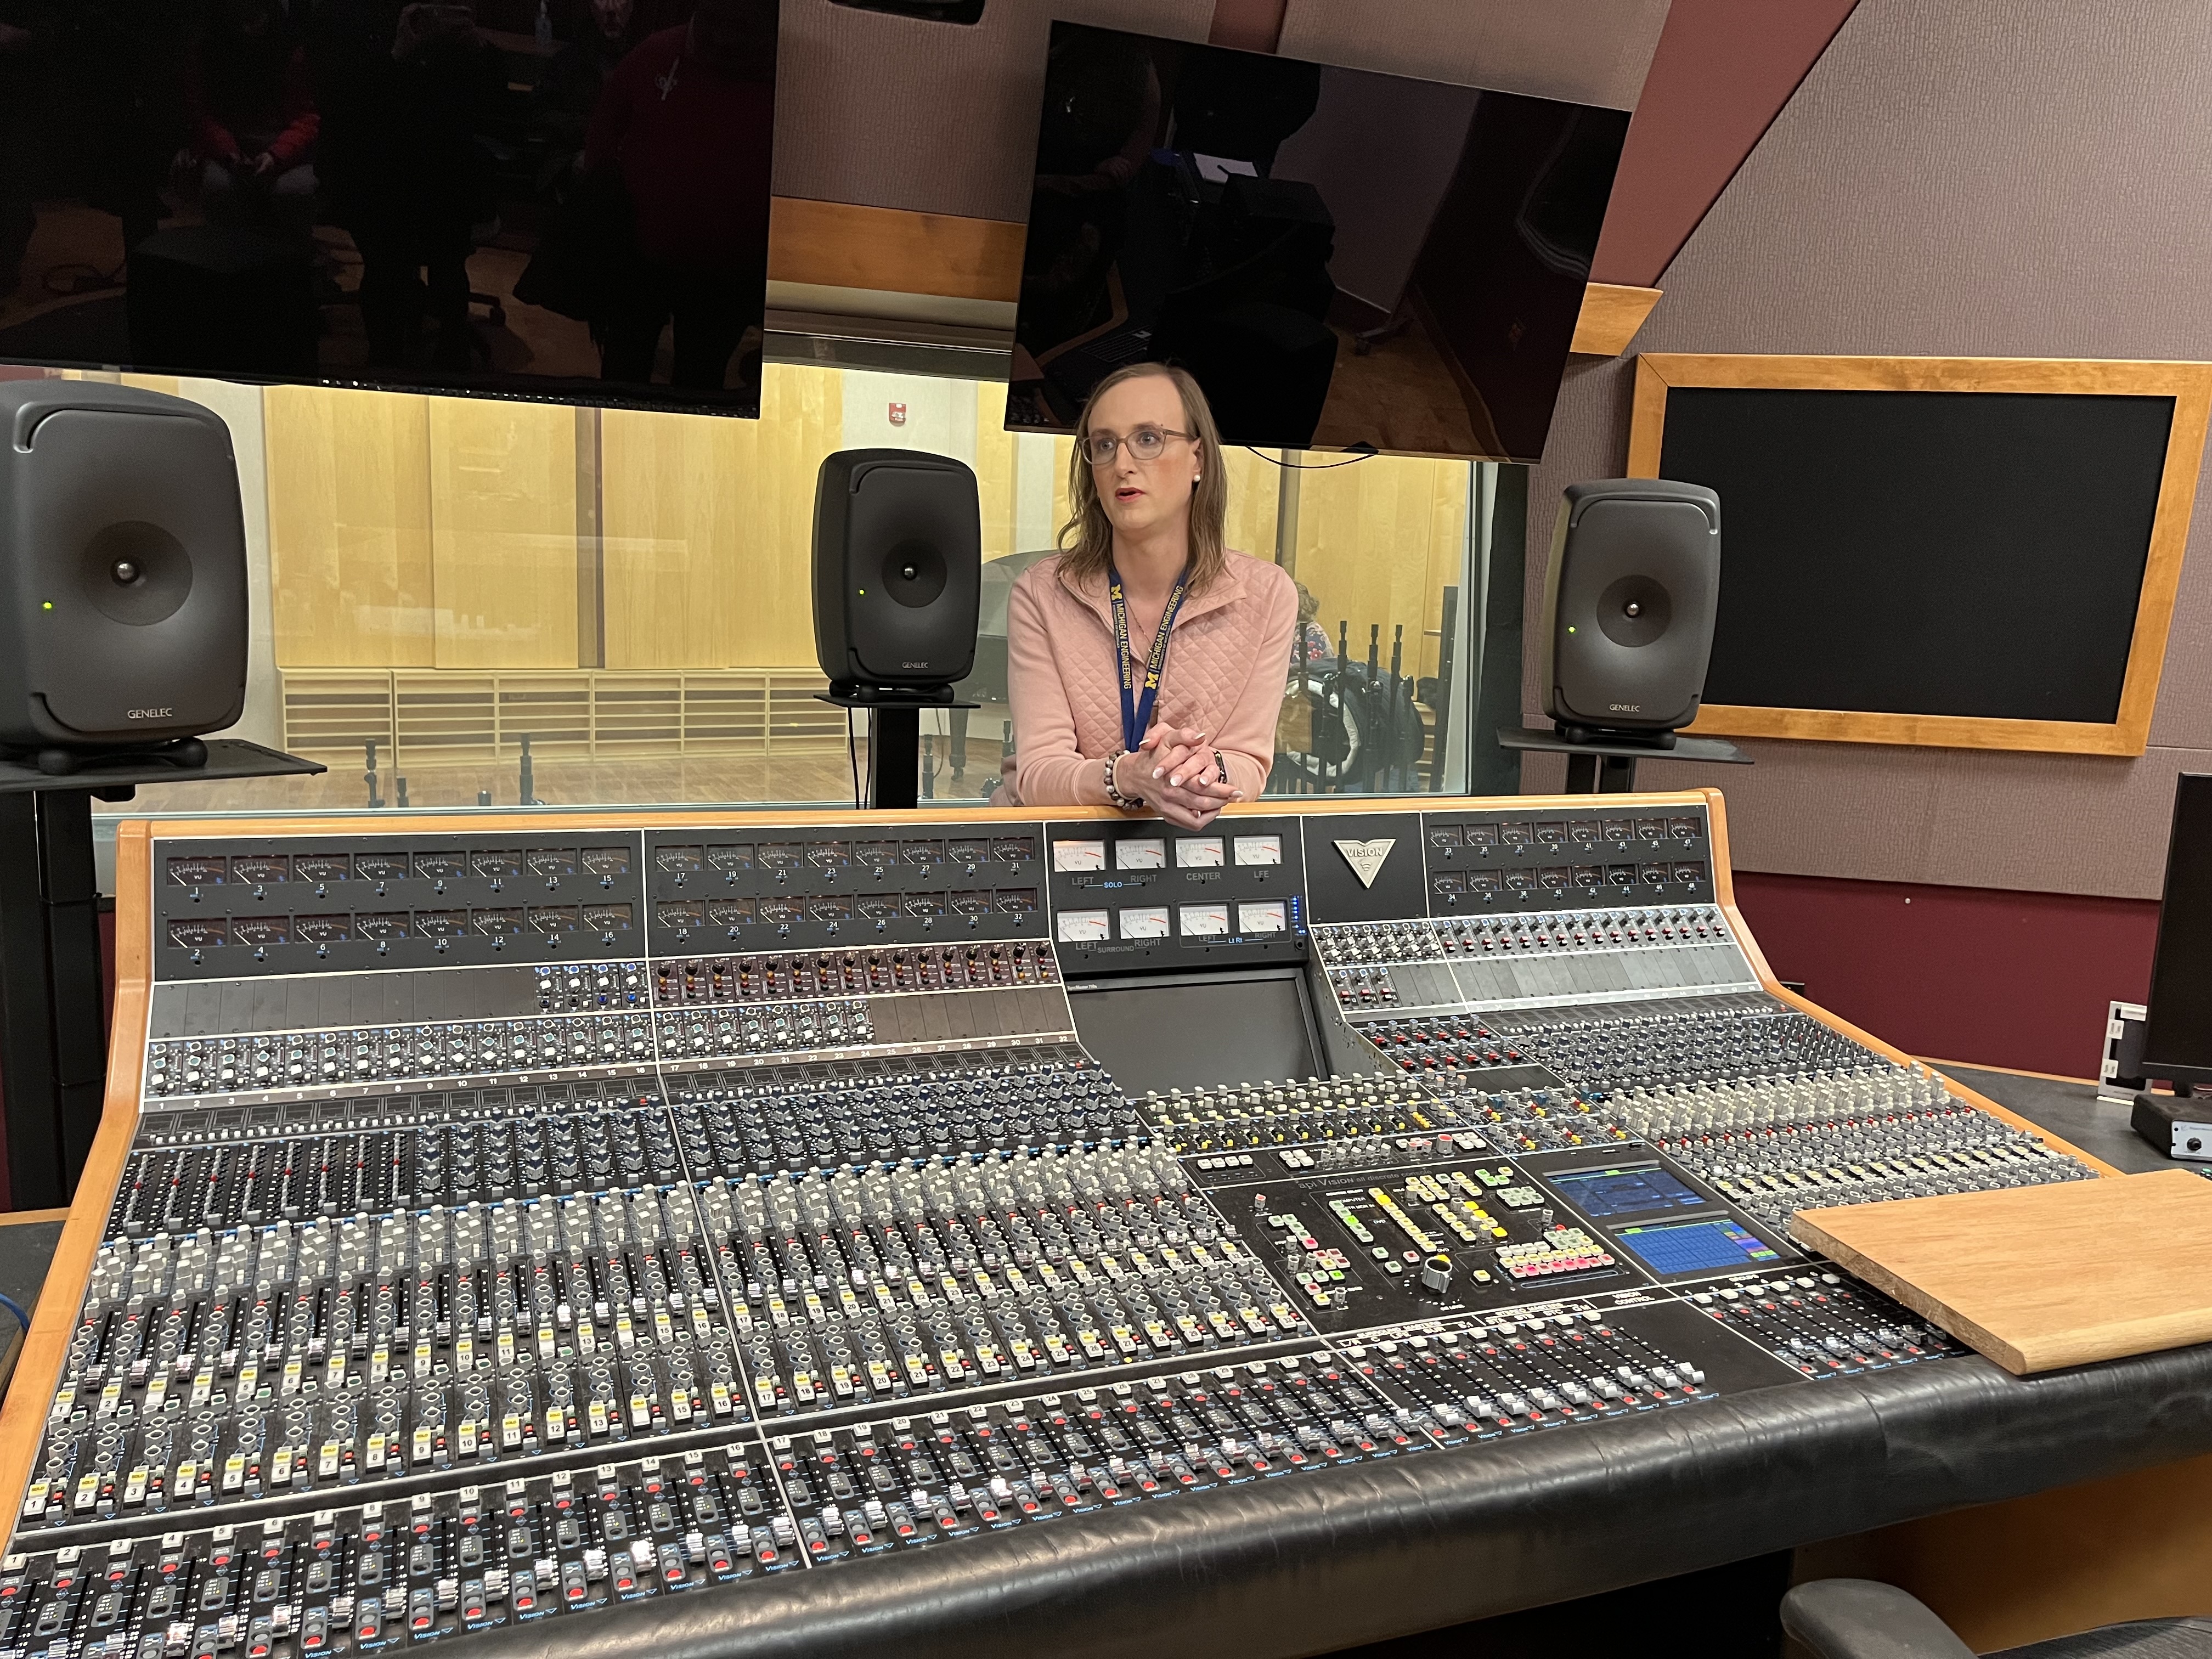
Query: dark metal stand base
0,740,324,1205
1496,727,1752,795
816,691,979,812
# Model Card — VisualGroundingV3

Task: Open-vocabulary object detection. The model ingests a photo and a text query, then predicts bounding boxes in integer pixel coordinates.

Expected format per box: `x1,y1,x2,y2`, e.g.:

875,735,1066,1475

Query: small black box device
2131,1091,2212,1161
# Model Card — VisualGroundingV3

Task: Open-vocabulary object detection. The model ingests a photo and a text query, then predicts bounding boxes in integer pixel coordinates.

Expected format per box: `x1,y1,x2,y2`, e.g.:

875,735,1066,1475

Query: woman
1002,362,1298,830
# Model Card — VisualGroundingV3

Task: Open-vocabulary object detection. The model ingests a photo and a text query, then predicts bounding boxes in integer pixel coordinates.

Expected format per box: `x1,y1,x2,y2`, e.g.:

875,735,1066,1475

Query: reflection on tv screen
1009,24,1629,462
0,0,776,416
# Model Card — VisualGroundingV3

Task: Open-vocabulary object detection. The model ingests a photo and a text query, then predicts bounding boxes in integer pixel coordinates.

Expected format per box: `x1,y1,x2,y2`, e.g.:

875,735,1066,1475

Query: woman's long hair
1055,363,1230,594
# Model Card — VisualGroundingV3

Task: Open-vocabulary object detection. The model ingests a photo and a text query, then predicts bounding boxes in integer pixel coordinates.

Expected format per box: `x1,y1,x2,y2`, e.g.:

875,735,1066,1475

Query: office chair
1785,1580,2212,1658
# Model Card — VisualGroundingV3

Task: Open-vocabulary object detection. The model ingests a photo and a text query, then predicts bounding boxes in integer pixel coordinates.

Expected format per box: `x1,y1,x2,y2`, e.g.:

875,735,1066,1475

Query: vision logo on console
1335,839,1396,889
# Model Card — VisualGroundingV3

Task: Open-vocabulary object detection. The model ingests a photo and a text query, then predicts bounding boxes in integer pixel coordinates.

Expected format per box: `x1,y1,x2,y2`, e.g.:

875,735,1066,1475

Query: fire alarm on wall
888,403,907,427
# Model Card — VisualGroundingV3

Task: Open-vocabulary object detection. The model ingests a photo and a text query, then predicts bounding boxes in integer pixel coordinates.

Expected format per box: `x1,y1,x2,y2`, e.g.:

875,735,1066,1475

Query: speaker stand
13,736,212,777
0,739,324,1206
1496,727,1751,794
817,689,979,812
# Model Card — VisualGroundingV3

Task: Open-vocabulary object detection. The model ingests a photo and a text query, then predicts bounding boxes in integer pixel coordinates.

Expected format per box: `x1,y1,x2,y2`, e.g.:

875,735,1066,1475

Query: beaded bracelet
1104,749,1144,811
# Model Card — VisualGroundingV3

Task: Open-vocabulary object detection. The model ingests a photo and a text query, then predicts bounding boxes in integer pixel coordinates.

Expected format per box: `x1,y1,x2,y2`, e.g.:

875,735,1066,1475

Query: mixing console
0,794,2098,1659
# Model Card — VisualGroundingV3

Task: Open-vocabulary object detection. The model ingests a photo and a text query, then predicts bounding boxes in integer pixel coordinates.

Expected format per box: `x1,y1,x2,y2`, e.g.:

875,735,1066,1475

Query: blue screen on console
1615,1219,1781,1276
1549,1165,1707,1219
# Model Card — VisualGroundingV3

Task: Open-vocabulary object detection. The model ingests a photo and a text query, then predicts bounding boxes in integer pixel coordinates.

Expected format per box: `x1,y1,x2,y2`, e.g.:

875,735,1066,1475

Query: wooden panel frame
0,787,2118,1546
1628,353,2212,756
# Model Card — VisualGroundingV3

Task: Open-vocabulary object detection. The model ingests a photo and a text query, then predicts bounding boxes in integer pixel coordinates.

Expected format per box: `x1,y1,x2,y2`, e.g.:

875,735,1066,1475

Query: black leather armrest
452,1345,2212,1659
1782,1579,1977,1659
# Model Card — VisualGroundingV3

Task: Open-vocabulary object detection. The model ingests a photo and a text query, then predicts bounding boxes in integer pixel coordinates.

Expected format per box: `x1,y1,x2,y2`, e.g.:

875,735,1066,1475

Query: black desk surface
0,1218,63,1402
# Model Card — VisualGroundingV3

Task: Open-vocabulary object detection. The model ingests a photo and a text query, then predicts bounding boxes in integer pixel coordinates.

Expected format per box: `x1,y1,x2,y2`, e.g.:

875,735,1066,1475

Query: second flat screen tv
1009,24,1630,462
0,0,776,416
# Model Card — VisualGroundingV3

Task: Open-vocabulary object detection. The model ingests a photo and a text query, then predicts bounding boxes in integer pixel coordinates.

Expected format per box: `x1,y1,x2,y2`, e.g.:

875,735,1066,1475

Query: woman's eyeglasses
1084,425,1195,466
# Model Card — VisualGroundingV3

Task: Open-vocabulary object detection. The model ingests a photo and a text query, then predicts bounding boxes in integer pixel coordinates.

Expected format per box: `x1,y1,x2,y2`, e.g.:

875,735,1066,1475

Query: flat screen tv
1008,23,1630,461
2143,772,2212,1087
0,0,776,416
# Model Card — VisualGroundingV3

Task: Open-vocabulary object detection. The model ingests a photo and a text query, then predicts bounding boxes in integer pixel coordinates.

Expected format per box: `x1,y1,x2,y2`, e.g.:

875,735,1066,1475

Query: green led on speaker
41,601,53,611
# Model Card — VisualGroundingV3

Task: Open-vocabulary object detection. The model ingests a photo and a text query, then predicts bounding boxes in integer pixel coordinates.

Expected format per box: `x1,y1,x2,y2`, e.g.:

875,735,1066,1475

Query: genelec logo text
126,707,174,720
902,661,930,669
1608,702,1641,713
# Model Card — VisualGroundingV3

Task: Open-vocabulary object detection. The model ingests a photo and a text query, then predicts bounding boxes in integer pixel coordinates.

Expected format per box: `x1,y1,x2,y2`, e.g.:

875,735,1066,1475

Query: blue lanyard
1108,564,1189,753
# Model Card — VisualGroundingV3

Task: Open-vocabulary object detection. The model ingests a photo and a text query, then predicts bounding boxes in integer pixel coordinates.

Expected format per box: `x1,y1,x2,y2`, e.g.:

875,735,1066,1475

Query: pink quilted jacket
1000,549,1300,807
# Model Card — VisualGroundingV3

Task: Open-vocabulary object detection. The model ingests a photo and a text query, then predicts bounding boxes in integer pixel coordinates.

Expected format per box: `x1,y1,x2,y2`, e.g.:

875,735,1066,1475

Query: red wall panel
1732,871,2159,1080
1590,0,1861,287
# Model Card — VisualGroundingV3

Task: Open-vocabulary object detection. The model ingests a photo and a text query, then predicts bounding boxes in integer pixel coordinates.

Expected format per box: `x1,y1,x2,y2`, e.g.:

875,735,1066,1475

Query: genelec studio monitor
812,449,982,695
812,448,983,811
0,381,248,771
1540,478,1722,742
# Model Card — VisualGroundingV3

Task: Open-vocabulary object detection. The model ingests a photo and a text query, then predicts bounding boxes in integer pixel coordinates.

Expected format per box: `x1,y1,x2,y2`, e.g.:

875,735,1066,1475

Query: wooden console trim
0,823,154,1536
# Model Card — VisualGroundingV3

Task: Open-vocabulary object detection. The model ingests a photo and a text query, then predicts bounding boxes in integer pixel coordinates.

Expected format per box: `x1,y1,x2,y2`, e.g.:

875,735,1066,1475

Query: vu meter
1176,837,1226,868
1180,901,1231,936
1053,840,1107,872
1239,900,1288,933
1235,834,1283,866
1057,909,1110,942
1116,839,1167,870
1120,906,1171,939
